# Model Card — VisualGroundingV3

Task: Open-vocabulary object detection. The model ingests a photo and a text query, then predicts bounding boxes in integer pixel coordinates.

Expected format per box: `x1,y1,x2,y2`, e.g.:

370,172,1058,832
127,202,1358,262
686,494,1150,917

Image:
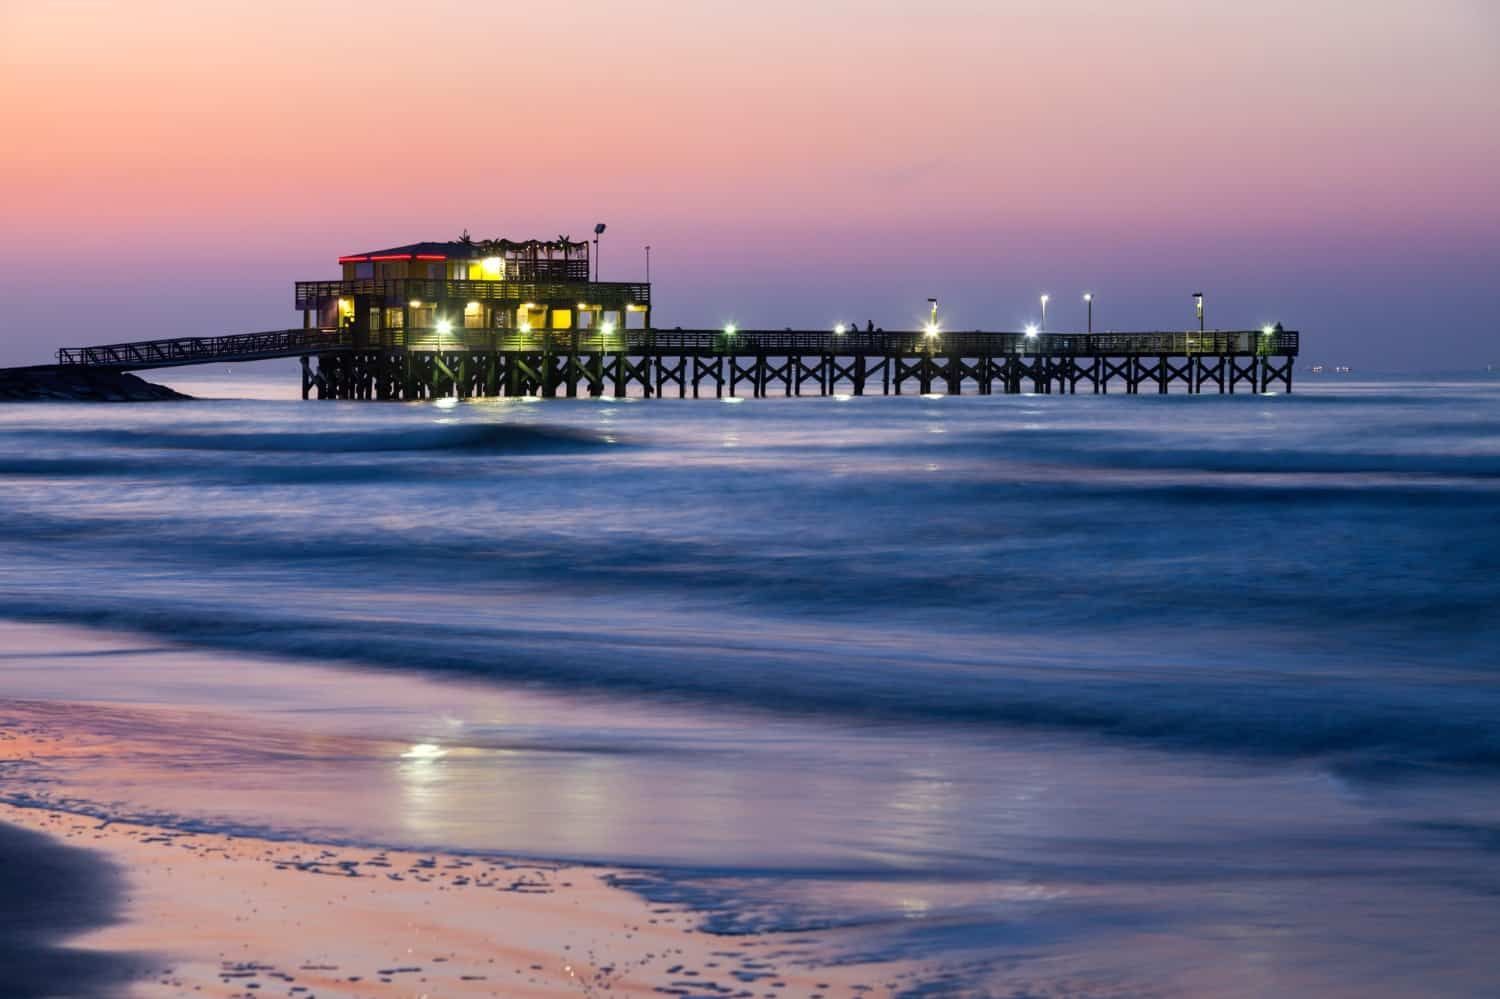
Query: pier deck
57,327,1299,397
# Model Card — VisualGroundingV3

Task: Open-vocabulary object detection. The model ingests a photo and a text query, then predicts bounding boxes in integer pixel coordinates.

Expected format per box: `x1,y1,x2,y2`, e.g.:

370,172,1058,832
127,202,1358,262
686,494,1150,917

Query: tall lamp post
1193,292,1204,333
1040,293,1049,332
593,223,607,282
1083,292,1093,333
644,245,651,283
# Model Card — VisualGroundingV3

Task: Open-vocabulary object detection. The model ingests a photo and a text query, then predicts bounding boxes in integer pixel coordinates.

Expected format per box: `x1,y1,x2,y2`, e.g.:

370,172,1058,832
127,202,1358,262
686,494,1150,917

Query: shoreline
0,621,935,996
0,802,918,997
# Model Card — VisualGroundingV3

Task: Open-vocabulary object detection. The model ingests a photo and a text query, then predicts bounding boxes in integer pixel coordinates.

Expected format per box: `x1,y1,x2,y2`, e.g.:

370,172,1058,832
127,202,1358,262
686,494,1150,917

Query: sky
1,0,1496,369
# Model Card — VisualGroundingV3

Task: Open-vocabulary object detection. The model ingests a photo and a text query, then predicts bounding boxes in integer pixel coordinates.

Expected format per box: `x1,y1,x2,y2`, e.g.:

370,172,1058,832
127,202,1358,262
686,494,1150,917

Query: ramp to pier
57,329,350,370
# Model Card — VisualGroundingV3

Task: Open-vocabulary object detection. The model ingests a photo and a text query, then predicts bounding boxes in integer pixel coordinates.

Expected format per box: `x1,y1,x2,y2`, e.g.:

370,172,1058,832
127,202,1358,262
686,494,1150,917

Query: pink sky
1,0,1496,367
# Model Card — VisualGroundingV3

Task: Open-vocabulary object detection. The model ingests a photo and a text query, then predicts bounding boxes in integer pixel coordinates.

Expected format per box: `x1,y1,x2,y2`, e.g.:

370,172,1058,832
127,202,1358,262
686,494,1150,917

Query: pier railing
57,328,350,368
57,327,1297,370
371,328,1297,356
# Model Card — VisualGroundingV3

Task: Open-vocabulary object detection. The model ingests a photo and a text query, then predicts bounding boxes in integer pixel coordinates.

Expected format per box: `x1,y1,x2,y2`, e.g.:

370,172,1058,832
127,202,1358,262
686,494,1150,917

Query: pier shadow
0,818,151,998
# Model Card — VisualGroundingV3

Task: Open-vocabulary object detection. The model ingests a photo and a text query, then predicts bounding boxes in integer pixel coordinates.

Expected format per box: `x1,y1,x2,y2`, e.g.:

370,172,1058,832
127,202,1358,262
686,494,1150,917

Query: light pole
1083,292,1093,333
1040,293,1049,332
593,223,607,282
1193,292,1204,333
644,245,651,283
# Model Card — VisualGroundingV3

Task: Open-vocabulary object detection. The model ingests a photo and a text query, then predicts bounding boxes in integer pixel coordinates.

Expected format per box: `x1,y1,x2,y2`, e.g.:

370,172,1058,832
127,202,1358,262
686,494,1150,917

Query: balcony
295,278,650,311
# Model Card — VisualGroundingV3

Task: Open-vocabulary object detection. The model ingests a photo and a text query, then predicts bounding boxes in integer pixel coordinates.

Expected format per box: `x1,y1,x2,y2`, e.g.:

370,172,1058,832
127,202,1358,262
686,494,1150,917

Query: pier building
299,234,651,347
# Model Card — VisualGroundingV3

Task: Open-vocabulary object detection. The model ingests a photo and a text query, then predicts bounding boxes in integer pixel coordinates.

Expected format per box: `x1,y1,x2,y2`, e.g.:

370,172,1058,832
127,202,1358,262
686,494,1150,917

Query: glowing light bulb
923,323,939,337
436,319,453,335
834,324,846,335
1025,324,1039,337
724,323,737,336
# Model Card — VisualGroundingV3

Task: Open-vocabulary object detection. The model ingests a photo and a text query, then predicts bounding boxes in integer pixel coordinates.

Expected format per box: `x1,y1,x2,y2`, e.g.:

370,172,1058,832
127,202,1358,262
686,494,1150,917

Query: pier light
1040,293,1049,331
409,299,422,308
724,323,737,337
601,320,616,335
1262,325,1274,336
436,318,453,335
1024,324,1039,338
1083,292,1094,333
923,323,939,337
481,256,502,276
834,323,846,335
519,321,533,333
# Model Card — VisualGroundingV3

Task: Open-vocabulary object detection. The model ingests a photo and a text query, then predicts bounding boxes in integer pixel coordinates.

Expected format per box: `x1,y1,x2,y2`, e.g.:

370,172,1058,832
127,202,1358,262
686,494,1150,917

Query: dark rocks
0,365,190,402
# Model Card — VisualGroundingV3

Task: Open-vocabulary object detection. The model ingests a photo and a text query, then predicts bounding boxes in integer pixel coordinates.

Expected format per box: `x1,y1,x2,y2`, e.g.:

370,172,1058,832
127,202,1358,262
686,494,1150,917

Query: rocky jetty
0,365,190,402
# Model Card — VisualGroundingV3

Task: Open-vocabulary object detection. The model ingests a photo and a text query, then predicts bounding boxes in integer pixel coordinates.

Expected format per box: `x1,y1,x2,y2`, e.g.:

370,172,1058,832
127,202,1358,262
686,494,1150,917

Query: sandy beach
0,622,939,997
0,798,918,997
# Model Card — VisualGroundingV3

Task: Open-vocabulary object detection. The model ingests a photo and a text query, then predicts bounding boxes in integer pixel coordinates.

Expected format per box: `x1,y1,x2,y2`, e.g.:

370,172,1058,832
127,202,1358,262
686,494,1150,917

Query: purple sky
1,0,1496,369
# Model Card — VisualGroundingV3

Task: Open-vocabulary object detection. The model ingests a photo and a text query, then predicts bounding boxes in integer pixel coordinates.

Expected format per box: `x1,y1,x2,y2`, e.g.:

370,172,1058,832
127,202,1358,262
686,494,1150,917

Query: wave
7,422,612,454
3,597,1498,771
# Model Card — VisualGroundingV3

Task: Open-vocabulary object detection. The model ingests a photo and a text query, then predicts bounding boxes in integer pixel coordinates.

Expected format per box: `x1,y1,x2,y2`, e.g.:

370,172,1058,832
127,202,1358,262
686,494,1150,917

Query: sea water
1,371,1498,994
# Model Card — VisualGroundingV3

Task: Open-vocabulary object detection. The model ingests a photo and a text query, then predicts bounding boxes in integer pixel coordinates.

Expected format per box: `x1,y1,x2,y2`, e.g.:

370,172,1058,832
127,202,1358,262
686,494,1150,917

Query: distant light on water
401,743,447,760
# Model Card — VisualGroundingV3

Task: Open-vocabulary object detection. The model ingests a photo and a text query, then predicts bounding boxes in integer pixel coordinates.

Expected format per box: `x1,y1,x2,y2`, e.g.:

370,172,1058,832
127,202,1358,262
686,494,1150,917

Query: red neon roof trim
370,254,413,261
414,254,447,261
338,255,370,263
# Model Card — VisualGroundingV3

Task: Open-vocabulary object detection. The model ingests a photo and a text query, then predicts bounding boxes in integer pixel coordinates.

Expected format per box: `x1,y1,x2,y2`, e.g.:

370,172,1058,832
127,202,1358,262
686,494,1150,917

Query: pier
57,326,1298,398
52,234,1299,398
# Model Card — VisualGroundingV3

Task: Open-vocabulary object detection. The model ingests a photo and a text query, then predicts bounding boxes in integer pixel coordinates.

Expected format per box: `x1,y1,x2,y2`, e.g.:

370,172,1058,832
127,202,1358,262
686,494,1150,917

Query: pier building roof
339,236,590,265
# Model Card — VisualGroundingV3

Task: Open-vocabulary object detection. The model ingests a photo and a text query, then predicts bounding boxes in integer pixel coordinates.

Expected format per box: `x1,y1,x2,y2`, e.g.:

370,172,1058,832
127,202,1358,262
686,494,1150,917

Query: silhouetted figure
866,320,875,333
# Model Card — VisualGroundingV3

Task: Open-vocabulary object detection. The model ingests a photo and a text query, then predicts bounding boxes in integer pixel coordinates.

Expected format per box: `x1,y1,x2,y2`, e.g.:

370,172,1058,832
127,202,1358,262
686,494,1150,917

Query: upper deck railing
295,278,651,310
57,327,1297,370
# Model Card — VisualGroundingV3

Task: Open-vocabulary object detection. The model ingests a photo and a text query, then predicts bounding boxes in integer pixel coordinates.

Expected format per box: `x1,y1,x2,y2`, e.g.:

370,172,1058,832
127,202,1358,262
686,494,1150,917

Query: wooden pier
58,326,1299,398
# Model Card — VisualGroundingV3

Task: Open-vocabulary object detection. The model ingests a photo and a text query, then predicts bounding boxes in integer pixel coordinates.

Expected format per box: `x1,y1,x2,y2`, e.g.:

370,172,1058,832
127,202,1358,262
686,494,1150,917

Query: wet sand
1,800,915,998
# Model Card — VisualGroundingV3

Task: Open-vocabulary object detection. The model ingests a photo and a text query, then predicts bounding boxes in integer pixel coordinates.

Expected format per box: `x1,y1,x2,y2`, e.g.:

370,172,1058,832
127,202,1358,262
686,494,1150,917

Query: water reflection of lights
398,743,450,838
899,897,932,918
722,396,746,404
433,397,458,410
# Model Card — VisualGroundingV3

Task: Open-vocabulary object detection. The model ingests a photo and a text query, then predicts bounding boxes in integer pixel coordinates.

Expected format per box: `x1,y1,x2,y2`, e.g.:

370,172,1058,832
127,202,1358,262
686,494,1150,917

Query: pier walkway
57,327,1299,397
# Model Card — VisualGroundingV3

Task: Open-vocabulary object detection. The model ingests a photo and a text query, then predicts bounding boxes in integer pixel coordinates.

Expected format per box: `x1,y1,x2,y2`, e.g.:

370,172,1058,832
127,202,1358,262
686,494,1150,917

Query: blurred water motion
2,377,1499,992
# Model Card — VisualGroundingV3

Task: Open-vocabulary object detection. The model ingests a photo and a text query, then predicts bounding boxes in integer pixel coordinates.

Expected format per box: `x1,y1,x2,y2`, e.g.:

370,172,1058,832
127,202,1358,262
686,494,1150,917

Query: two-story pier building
297,235,652,349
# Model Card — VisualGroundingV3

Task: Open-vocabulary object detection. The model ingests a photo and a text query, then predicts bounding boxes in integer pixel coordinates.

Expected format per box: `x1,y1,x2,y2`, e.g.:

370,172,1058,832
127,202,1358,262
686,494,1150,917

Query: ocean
2,370,1498,995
